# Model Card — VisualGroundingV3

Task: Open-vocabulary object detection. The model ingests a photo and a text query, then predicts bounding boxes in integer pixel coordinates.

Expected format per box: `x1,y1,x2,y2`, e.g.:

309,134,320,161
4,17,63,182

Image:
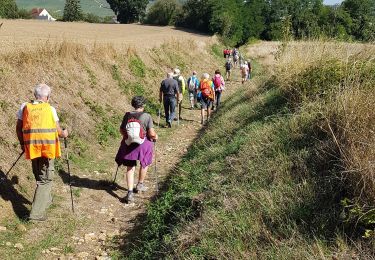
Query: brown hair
215,69,221,75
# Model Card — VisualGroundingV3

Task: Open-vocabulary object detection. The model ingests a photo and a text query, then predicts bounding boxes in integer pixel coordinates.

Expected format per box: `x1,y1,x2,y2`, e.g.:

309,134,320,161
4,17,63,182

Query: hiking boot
121,192,134,203
134,183,148,193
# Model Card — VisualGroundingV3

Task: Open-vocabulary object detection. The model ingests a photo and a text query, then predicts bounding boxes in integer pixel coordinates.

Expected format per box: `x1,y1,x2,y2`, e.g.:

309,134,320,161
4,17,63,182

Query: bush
145,0,181,26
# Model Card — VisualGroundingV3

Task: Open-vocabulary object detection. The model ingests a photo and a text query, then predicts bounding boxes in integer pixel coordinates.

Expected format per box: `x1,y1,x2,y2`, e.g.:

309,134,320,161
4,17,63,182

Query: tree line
1,0,373,44
143,0,374,45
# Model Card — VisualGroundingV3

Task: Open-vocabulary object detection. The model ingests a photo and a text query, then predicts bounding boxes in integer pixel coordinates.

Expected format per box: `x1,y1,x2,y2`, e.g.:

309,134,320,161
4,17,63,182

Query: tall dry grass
0,38,220,220
275,41,375,202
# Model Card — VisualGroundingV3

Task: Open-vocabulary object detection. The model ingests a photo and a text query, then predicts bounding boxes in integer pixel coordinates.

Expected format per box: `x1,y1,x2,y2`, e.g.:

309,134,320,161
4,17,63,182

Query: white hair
202,73,210,79
34,83,51,99
167,72,174,78
173,68,180,75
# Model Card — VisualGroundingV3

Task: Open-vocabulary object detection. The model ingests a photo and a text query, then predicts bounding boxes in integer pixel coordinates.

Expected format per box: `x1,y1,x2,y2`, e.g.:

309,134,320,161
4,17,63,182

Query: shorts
122,159,137,167
200,96,212,110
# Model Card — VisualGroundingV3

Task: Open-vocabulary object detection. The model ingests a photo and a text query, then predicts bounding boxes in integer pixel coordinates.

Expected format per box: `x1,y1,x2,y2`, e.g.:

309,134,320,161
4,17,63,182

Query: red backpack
213,75,222,91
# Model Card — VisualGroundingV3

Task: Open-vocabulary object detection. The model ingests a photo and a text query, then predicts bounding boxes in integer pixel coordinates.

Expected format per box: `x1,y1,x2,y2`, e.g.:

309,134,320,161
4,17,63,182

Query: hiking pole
111,165,120,188
5,151,24,178
177,102,180,126
63,135,75,213
153,140,158,195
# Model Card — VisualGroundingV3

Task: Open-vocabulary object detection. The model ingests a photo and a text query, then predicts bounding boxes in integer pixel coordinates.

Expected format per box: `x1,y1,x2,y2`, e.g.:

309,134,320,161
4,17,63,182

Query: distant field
16,0,114,17
0,19,211,54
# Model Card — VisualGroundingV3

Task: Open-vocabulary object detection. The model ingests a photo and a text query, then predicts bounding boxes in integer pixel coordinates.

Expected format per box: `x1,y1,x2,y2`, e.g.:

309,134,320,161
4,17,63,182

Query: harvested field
0,19,211,54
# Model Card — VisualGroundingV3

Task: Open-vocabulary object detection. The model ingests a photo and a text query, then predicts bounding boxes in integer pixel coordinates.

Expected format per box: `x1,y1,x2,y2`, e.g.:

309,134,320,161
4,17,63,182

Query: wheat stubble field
0,19,210,54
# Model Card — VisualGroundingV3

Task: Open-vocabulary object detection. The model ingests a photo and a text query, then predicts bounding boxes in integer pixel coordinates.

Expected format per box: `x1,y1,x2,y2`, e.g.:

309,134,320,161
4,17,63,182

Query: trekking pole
63,135,75,213
153,140,158,195
111,165,120,188
5,151,24,178
177,102,180,126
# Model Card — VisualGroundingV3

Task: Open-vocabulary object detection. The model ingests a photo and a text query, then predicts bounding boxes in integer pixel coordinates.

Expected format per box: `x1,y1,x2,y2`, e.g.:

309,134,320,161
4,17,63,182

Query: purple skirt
115,139,153,168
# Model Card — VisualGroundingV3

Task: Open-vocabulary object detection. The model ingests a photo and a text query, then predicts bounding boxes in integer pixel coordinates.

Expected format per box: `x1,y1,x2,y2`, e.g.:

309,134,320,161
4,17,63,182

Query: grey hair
202,73,210,79
34,84,51,99
167,72,174,78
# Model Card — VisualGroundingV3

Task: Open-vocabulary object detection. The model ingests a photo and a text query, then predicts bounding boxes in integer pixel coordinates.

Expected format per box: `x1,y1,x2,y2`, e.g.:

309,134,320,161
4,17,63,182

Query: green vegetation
144,0,181,25
15,0,114,17
63,0,83,22
158,0,375,45
0,214,80,259
126,42,375,258
106,0,148,23
0,0,18,18
129,56,146,78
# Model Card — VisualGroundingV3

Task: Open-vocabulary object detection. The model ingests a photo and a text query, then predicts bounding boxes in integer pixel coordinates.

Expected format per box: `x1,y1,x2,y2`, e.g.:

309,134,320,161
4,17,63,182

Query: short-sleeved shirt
160,78,179,97
120,111,153,133
17,101,59,122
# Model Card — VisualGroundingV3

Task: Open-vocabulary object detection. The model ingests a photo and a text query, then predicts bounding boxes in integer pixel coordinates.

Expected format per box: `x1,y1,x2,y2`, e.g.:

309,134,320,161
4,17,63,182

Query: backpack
200,80,213,99
123,113,145,146
213,75,222,91
188,76,196,92
225,61,231,70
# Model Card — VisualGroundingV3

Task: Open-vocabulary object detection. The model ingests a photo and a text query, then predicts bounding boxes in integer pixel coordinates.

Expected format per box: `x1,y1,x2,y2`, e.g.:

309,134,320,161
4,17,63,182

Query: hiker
115,96,158,203
159,72,179,128
247,60,252,80
212,69,225,110
199,73,215,124
187,71,200,109
233,48,239,68
241,61,249,84
225,59,233,81
16,83,68,221
173,68,186,120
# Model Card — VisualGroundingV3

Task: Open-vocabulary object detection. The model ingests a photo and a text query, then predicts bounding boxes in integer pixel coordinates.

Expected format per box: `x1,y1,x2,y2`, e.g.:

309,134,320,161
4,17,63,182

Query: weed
129,56,146,78
84,65,98,88
0,100,10,111
210,43,225,59
72,187,82,198
96,115,121,145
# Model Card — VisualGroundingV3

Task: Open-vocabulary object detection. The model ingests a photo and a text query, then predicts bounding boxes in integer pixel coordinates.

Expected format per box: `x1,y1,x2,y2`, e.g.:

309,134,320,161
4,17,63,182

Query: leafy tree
106,0,148,23
0,0,18,19
145,0,182,26
63,0,83,22
342,0,375,41
175,0,214,32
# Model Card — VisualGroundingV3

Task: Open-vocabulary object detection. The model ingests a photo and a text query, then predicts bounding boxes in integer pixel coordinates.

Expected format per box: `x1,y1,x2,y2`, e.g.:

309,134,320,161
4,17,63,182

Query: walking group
223,47,252,84
14,50,252,221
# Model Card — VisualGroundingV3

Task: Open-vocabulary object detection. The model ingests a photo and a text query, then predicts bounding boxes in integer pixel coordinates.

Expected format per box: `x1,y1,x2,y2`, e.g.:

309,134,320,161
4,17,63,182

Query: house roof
31,8,45,17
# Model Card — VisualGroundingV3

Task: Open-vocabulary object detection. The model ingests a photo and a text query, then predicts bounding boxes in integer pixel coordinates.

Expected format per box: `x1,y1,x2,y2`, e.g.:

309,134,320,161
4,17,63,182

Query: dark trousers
163,96,176,123
215,91,222,108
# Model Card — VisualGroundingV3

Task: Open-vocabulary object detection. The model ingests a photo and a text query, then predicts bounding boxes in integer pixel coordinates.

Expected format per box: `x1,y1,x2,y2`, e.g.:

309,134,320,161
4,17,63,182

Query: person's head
215,69,221,75
131,96,147,110
202,73,210,80
173,68,180,76
167,72,174,79
192,71,197,76
34,83,51,101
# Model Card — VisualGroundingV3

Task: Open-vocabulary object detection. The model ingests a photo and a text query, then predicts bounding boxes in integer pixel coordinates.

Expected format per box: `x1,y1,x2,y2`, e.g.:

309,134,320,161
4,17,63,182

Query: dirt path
21,72,244,260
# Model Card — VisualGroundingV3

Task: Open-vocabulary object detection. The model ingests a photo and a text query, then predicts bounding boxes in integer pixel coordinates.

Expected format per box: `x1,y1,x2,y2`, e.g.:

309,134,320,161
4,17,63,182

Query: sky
323,0,343,5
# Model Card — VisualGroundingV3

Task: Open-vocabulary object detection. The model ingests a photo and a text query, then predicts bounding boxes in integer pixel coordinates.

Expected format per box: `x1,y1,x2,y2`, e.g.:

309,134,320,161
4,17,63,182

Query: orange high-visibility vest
22,102,61,160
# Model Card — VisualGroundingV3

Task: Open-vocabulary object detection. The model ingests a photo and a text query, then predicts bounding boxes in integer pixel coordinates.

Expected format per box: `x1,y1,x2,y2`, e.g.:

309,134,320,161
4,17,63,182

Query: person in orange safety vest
16,84,68,222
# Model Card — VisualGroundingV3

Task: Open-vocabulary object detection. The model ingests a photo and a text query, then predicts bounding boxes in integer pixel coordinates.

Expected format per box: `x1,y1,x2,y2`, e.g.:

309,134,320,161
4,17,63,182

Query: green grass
0,214,80,260
124,78,363,258
15,0,114,17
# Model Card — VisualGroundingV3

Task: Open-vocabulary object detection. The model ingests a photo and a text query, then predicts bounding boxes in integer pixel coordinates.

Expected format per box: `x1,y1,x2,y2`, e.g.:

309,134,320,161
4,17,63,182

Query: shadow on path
0,170,31,219
58,170,126,201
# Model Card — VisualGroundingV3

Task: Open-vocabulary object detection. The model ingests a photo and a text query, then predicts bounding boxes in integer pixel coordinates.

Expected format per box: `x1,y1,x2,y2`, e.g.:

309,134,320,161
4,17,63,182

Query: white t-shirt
17,101,59,122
